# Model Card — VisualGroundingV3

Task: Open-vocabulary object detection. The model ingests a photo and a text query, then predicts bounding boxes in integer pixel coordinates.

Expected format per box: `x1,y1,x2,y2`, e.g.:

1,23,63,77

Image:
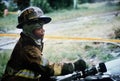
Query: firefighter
1,6,86,81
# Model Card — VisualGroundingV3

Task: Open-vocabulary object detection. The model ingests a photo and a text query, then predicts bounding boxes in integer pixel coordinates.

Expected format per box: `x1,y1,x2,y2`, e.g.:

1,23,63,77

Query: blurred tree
79,0,88,3
13,0,30,10
0,0,7,17
73,0,78,9
8,0,17,11
47,0,73,9
79,0,107,3
32,0,73,13
32,0,52,13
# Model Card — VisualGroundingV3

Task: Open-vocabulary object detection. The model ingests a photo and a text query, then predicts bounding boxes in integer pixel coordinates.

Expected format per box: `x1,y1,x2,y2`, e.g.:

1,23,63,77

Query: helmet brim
17,17,51,29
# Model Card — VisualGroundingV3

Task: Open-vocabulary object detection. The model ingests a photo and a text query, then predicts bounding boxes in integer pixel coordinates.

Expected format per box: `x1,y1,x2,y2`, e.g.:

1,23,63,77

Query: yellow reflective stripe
15,69,41,79
53,64,62,75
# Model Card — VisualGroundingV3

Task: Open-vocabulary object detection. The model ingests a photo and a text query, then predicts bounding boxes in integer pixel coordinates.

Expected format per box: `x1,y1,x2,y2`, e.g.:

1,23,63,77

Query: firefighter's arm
22,45,54,76
22,45,86,76
50,59,87,76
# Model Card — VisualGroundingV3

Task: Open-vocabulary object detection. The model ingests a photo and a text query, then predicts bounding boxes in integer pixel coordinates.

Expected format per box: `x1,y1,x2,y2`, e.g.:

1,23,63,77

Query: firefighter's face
33,27,45,39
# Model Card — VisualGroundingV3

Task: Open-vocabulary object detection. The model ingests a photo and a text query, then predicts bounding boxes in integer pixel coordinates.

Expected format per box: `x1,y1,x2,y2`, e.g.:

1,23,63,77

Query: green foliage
79,0,108,3
0,50,11,77
47,0,73,10
43,42,83,63
0,14,17,32
0,2,6,17
85,46,114,62
114,27,120,39
79,0,89,3
99,53,113,61
32,0,73,13
8,1,17,11
32,0,52,13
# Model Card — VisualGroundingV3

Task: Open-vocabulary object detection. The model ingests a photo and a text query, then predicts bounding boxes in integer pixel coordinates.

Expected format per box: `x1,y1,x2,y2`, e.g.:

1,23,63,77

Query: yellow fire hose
0,34,120,43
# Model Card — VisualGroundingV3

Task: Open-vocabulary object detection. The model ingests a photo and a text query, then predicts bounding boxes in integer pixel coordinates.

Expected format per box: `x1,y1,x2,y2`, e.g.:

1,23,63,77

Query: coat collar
20,32,44,52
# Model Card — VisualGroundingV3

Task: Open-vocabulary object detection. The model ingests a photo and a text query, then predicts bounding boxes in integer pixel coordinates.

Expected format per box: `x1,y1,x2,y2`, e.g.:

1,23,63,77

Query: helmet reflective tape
15,69,41,79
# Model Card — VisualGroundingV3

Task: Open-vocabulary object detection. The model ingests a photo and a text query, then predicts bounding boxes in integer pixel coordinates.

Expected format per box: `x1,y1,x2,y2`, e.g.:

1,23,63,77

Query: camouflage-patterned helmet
17,6,51,29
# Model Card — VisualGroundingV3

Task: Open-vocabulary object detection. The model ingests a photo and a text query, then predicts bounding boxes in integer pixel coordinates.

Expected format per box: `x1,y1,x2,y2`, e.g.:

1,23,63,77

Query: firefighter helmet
17,6,51,29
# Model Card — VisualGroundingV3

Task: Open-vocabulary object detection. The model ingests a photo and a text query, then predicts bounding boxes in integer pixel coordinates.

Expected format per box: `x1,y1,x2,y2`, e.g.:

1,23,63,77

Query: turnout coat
1,33,74,81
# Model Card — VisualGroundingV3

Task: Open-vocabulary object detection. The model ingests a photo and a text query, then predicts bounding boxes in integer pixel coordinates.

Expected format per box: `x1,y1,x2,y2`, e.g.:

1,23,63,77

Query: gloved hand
73,59,86,71
61,59,87,75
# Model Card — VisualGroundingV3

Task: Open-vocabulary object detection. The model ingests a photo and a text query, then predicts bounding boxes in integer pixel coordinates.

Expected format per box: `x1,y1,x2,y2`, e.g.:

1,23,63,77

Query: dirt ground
0,10,120,49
